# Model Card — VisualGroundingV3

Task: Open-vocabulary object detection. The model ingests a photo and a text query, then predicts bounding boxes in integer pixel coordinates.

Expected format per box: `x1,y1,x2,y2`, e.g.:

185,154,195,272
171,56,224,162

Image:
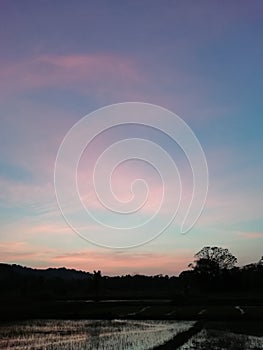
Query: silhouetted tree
179,270,194,296
190,246,237,272
93,270,102,301
192,258,221,278
188,247,237,291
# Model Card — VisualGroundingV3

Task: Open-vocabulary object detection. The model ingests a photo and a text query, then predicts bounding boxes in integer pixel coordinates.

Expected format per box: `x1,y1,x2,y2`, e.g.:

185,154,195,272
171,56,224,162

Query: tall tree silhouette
190,247,237,279
93,270,102,301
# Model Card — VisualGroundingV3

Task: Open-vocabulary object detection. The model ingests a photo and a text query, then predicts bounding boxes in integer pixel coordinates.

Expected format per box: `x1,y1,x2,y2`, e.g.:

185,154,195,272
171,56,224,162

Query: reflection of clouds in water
0,319,194,350
179,329,263,350
89,320,102,350
85,319,194,349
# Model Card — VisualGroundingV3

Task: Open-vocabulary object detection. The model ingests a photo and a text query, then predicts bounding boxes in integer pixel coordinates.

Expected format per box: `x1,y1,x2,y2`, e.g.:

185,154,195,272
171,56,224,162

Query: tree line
0,246,262,301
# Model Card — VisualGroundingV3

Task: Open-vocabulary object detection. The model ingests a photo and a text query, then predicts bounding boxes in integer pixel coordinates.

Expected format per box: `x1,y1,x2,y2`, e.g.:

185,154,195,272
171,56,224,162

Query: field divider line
198,309,207,316
235,306,245,315
152,320,205,350
126,306,151,316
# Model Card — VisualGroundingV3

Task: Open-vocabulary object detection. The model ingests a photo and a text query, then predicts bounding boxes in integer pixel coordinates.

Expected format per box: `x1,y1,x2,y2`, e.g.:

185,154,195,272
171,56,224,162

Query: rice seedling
178,328,263,350
0,319,194,350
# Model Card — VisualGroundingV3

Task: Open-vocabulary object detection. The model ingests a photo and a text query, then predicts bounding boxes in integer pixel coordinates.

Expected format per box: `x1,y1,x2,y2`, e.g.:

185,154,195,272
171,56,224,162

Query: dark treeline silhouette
1,247,263,302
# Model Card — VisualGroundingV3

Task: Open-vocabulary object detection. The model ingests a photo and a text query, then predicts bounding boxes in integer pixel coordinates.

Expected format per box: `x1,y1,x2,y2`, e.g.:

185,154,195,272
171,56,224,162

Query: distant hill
0,263,92,281
0,263,179,300
1,260,263,302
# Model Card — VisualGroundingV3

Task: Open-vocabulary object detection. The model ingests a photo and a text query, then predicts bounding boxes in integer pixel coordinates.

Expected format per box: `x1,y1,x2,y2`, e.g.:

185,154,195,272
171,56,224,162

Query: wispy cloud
235,231,263,240
0,54,144,99
0,238,190,275
50,249,189,275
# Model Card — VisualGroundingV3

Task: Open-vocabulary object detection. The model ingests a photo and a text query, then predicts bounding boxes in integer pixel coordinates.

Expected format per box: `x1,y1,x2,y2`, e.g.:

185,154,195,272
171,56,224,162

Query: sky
0,0,263,275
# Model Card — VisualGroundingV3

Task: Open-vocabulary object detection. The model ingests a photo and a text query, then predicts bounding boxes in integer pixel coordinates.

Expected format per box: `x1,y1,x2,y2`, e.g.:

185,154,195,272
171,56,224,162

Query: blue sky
0,1,262,275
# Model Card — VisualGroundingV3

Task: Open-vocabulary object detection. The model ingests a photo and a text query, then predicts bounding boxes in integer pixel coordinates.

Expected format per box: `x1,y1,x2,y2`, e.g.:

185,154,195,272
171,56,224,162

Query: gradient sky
0,1,263,275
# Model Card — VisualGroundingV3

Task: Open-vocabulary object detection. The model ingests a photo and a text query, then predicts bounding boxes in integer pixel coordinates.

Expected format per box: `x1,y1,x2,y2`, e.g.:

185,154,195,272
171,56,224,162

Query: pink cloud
78,164,165,216
0,241,56,262
0,237,190,275
235,231,263,240
50,250,189,276
0,52,221,116
0,53,145,99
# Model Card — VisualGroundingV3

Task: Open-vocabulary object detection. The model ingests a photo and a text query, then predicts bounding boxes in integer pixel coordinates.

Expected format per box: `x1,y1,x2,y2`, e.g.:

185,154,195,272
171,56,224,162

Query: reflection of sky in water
179,329,263,350
0,319,193,350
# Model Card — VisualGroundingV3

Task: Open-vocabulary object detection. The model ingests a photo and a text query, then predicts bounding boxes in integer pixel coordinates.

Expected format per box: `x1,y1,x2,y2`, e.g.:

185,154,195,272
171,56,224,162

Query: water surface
0,319,193,350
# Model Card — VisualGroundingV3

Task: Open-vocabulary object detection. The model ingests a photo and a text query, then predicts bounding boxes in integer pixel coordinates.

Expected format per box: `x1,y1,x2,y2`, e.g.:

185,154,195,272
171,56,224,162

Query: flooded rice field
1,319,262,349
179,328,263,350
0,319,193,350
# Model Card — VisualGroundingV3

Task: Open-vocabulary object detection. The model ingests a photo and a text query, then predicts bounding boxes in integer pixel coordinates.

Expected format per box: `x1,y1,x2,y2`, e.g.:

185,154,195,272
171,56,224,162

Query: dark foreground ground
1,299,263,329
1,300,262,349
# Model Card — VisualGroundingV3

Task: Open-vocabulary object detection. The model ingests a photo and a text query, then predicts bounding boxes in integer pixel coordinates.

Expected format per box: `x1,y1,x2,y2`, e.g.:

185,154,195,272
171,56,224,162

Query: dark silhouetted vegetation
1,247,263,301
0,247,263,322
